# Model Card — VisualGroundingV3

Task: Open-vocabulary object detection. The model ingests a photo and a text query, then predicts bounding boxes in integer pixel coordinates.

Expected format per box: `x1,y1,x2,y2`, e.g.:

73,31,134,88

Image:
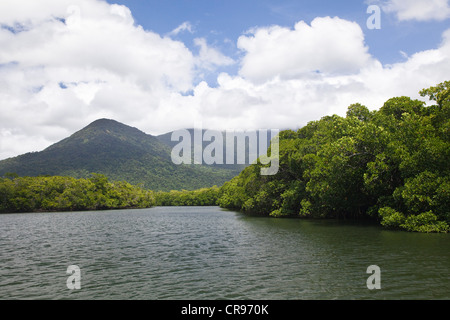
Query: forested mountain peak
45,118,165,153
0,119,242,191
82,118,150,139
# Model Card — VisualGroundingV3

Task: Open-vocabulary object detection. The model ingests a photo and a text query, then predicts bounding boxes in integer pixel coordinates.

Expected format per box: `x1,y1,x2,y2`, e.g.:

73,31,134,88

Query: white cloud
177,22,450,133
194,38,235,71
381,0,450,21
168,21,194,36
1,1,450,161
237,17,374,83
0,0,197,159
0,0,195,89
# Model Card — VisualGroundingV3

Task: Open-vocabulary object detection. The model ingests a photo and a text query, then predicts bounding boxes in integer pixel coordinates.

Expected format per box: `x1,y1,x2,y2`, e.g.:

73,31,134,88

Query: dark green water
0,206,448,300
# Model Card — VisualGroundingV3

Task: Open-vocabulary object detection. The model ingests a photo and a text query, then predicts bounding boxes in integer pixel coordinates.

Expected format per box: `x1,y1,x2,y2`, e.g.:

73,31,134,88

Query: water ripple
0,207,449,300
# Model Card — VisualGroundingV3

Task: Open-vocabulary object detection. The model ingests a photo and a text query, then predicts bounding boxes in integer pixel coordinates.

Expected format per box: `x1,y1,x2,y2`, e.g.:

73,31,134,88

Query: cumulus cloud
380,0,450,21
1,0,450,160
182,21,450,132
194,38,235,71
0,0,196,159
237,17,374,83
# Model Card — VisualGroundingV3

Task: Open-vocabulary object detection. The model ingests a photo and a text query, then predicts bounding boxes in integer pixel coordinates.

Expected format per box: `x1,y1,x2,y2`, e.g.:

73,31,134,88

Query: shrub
379,207,406,229
401,211,449,233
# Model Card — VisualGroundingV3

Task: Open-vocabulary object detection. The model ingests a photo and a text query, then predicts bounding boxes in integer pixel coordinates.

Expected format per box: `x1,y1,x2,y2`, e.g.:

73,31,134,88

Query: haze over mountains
0,119,258,191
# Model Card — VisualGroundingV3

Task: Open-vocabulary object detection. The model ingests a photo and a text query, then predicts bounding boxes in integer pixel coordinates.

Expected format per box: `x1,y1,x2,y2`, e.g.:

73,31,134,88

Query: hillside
0,119,242,191
156,128,273,171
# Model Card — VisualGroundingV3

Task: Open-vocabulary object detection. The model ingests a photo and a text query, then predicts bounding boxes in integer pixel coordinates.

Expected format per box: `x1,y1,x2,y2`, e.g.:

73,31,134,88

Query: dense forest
154,187,220,206
0,81,448,232
0,119,241,191
0,174,154,213
218,81,450,233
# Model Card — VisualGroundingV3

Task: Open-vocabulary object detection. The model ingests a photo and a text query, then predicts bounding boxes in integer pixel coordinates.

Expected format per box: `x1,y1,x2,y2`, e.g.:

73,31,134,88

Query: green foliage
0,174,155,213
399,171,449,217
346,103,371,122
0,119,242,192
420,80,450,108
216,81,450,232
401,211,449,233
379,207,406,229
154,186,220,206
216,176,249,210
379,96,425,120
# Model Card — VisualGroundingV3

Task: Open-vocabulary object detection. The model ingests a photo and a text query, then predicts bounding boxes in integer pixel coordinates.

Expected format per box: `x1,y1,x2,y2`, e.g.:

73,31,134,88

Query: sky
0,0,450,160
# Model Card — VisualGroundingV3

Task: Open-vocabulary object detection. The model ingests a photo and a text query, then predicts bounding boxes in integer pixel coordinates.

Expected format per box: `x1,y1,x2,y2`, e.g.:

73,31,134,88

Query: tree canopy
217,81,450,232
0,174,155,213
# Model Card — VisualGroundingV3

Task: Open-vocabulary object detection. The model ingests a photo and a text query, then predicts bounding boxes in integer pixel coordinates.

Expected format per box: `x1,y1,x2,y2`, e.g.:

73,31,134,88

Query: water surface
0,207,448,299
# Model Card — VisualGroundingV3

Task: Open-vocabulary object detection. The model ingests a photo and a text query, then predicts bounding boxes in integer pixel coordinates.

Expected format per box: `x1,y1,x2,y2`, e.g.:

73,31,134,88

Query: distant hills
0,119,256,191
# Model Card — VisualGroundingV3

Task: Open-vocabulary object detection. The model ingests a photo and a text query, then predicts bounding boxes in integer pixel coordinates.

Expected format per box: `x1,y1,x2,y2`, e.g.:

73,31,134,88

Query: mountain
0,119,244,191
156,128,272,172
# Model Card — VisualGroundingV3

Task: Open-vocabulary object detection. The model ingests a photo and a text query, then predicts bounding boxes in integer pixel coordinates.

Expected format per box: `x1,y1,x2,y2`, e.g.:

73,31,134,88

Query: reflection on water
0,207,449,300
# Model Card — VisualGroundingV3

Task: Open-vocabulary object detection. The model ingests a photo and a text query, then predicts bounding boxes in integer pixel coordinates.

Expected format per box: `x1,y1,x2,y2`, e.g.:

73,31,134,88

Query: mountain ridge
0,119,244,191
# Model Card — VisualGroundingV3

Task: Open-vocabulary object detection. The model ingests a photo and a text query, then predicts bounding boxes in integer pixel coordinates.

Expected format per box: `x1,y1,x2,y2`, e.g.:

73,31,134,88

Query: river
0,206,448,300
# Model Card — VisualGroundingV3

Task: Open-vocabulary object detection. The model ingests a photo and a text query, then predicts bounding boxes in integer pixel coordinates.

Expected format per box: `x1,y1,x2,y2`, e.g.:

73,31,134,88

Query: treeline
218,82,450,233
1,82,448,233
154,187,220,206
0,174,155,213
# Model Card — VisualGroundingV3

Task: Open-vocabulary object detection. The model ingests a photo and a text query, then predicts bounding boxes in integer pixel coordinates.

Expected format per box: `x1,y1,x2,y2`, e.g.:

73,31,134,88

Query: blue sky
108,0,448,66
0,0,450,159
